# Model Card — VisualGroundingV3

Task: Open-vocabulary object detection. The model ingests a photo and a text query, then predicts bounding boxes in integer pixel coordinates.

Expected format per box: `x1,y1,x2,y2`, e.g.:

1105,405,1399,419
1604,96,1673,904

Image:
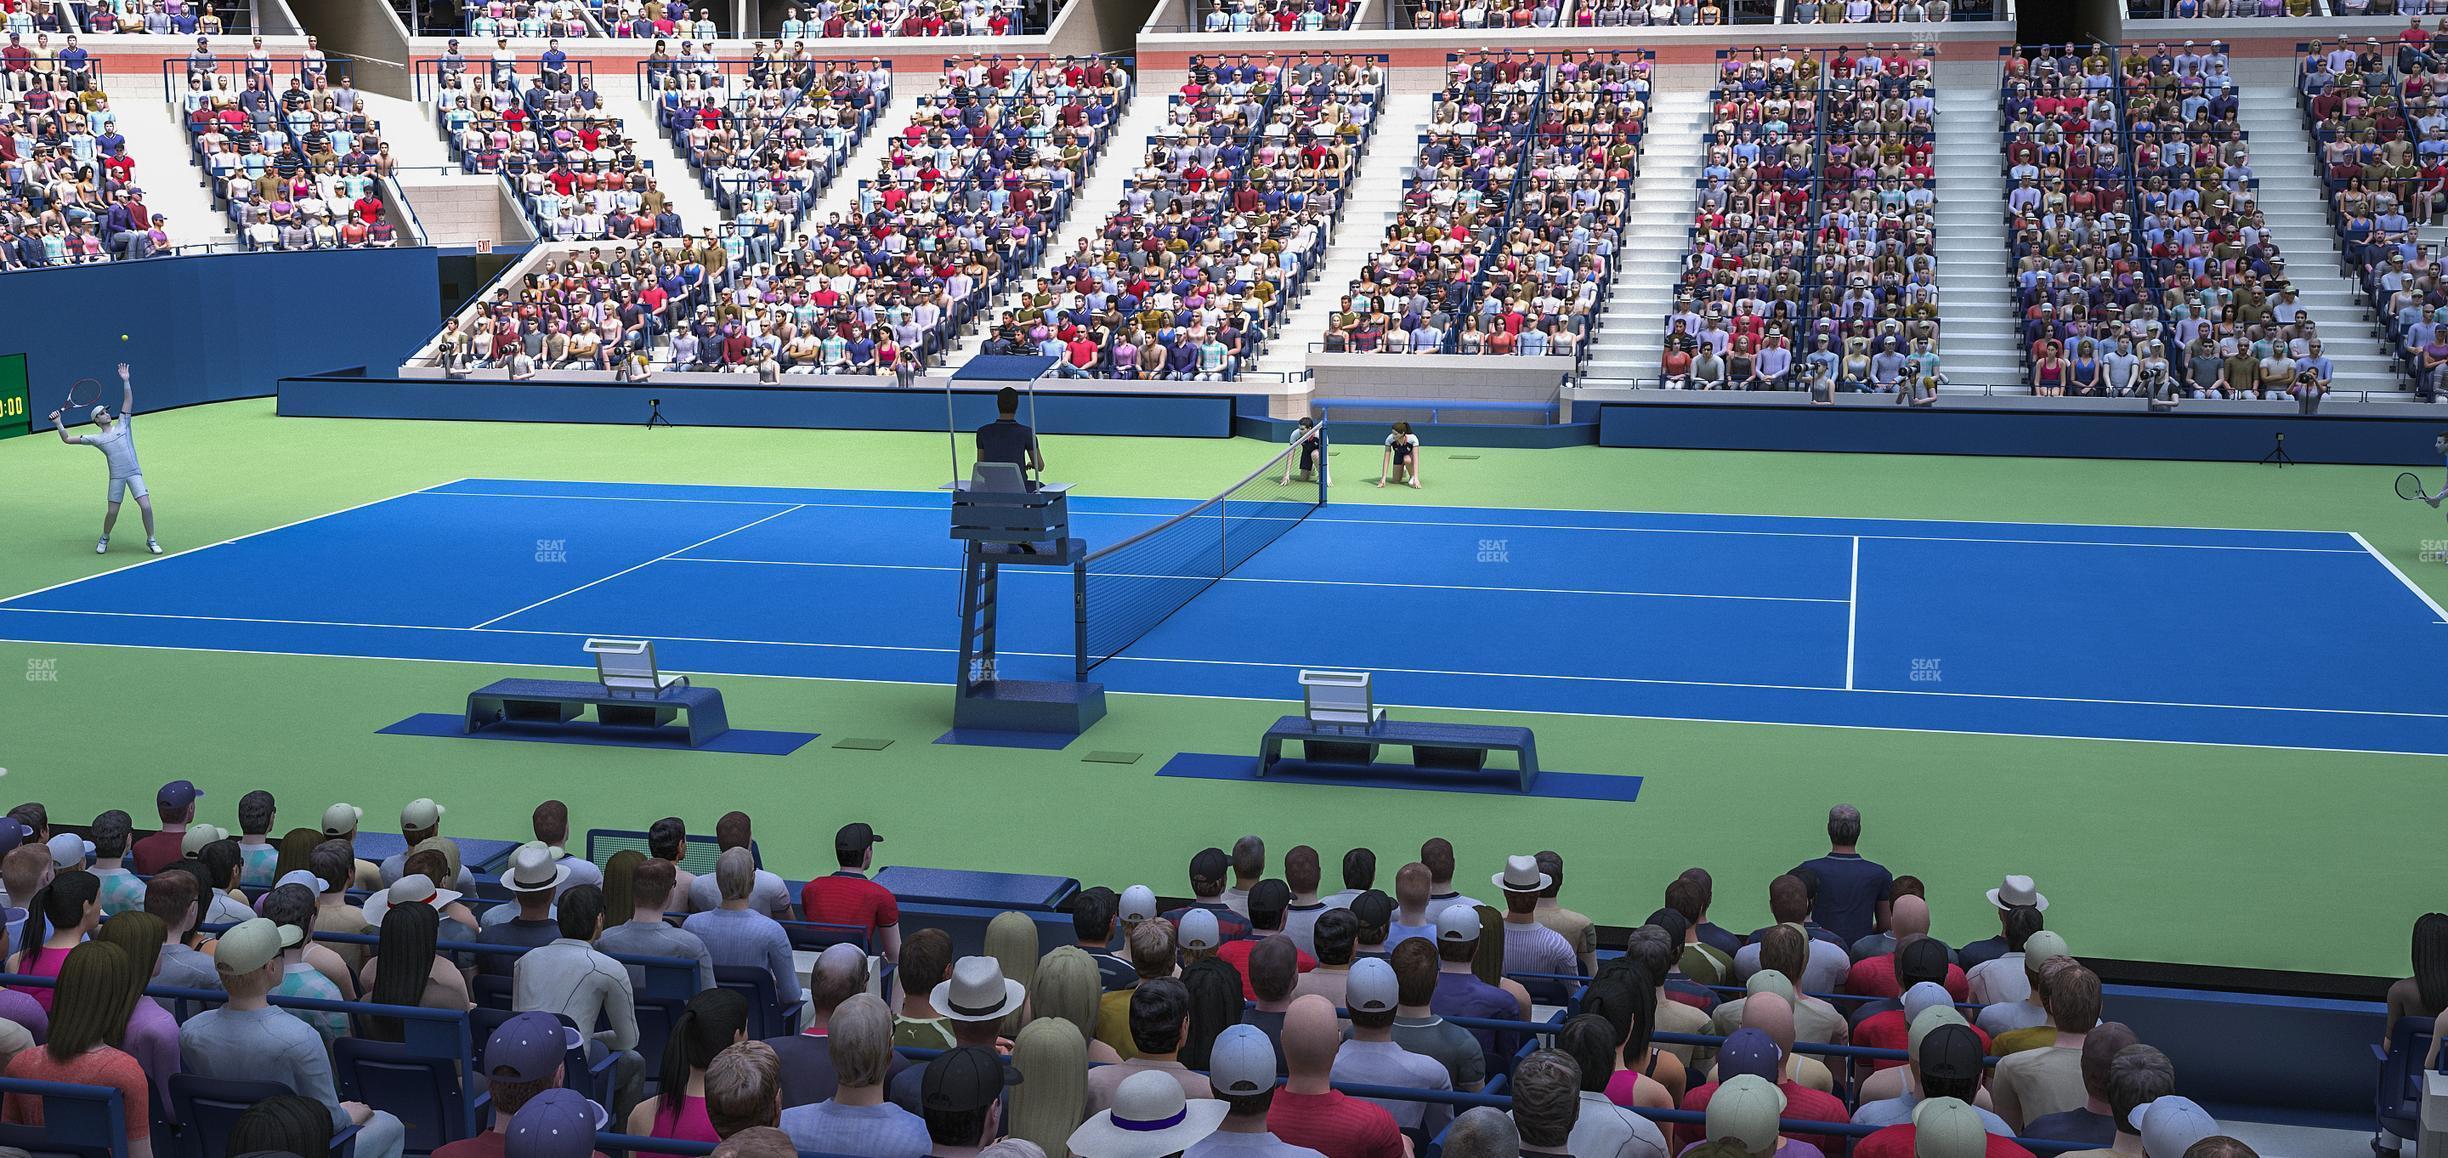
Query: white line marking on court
3,635,2442,761
7,603,2448,724
0,478,475,608
1845,536,1860,692
669,557,1852,605
467,504,809,629
422,488,2367,552
2347,531,2448,624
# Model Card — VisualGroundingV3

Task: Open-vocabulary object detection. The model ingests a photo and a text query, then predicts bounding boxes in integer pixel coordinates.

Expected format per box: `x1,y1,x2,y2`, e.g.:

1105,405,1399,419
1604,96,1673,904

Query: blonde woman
984,911,1040,1037
1006,1017,1088,1157
1035,948,1123,1064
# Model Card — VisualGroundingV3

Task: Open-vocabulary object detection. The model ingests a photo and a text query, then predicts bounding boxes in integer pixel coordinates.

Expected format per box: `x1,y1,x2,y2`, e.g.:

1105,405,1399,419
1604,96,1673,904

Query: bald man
1844,901,1970,1001
1711,970,1848,1055
1264,995,1410,1158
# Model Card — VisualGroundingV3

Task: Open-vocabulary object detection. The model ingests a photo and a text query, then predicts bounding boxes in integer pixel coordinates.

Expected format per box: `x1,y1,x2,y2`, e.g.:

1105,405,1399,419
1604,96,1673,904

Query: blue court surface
3,477,2444,757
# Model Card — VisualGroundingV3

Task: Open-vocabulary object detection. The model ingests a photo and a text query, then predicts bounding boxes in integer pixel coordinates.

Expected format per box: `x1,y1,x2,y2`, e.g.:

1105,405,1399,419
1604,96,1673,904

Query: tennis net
1081,431,1326,671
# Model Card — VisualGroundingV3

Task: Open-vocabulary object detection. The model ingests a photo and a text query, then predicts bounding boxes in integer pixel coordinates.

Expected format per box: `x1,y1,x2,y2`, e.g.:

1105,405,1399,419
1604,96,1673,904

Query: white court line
2348,531,2448,624
7,602,2448,723
669,557,1852,605
1845,536,1860,692
4,634,2444,762
0,477,475,607
424,487,2367,552
467,504,809,629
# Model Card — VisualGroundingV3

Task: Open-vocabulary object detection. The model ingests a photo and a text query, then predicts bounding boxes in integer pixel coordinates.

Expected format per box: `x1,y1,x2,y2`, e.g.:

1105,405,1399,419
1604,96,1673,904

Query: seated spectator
893,928,959,1049
1067,887,1139,992
1980,931,2070,1038
377,798,477,894
358,903,473,1033
1852,1020,2012,1136
1858,981,1989,1075
1035,946,1125,1065
7,868,96,1013
889,956,1024,1114
1678,1026,1847,1154
1099,917,1177,1060
1553,1014,1667,1158
1219,881,1317,999
478,844,568,974
627,988,751,1151
1332,956,1452,1136
2059,1044,2176,1158
1854,1096,2025,1158
141,867,220,993
780,992,930,1156
919,1045,1018,1155
1847,905,1969,1001
1991,962,2104,1130
1088,977,1211,1113
1293,909,1358,1009
596,856,717,993
180,919,407,1158
1268,994,1406,1158
683,847,801,1013
1581,967,1675,1108
1492,856,1578,979
1186,1024,1318,1156
1385,937,1484,1095
1967,905,2048,1006
2025,1021,2138,1148
516,883,641,1115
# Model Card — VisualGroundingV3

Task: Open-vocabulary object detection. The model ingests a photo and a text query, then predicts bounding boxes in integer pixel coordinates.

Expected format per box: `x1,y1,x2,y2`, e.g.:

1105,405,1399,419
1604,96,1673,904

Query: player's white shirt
77,415,139,479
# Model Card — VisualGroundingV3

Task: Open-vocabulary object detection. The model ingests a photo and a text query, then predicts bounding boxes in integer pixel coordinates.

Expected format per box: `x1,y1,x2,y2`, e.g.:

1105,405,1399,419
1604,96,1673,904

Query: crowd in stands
175,56,402,251
430,239,727,372
0,787,2353,1158
76,0,231,36
1664,47,1943,397
1201,0,1360,32
978,53,1387,381
605,1,725,38
429,43,697,240
2132,0,2315,15
0,40,175,267
2303,33,2448,398
1324,50,1649,364
642,49,891,243
1790,0,1954,21
772,0,1029,38
462,0,599,39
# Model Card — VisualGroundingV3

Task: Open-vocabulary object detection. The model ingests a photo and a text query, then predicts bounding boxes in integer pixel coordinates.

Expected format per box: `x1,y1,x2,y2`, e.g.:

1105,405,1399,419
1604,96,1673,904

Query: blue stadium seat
169,1073,362,1158
2375,1015,2436,1144
0,1076,131,1158
715,964,801,1039
334,1037,476,1150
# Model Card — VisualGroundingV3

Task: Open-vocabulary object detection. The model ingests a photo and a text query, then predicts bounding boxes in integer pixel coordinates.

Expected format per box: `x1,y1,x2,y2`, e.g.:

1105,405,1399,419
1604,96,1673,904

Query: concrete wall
396,176,534,248
1308,353,1572,414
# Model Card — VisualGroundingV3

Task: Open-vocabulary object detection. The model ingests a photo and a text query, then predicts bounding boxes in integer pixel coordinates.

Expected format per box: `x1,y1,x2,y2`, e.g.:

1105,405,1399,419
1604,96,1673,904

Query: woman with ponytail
93,912,181,1114
625,987,750,1156
358,902,470,1042
1,941,153,1157
8,869,101,1013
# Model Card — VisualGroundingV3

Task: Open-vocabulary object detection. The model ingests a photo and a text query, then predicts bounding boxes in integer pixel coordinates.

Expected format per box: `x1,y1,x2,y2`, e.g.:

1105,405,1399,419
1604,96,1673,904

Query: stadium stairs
116,75,236,250
943,79,1184,367
797,80,925,238
1933,75,2020,392
362,89,527,247
2238,72,2402,396
1581,85,1710,388
1255,85,1441,378
606,89,727,237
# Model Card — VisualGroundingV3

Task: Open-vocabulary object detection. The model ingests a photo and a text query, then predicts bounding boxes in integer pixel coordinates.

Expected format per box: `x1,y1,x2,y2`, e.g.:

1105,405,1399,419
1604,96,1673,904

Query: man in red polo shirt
1268,995,1405,1158
1216,881,1316,1001
130,779,203,875
799,822,901,963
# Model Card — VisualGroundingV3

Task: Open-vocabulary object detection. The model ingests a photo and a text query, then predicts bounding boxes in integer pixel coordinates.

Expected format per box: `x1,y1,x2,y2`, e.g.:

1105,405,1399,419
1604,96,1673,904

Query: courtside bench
465,679,730,747
1261,715,1540,791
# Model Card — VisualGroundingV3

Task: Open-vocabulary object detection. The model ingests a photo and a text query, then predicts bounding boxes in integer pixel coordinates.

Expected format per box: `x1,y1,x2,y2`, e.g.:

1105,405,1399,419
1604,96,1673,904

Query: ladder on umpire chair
947,465,1105,735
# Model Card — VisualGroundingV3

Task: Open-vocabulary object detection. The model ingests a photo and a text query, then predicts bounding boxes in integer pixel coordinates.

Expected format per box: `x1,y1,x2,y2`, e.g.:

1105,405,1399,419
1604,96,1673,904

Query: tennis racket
2400,471,2434,503
62,377,101,420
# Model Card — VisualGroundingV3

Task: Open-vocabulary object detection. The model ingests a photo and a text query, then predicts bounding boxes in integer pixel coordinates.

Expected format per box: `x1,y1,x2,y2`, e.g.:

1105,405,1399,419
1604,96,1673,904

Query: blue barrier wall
1597,400,2442,464
276,374,1242,437
3,249,442,431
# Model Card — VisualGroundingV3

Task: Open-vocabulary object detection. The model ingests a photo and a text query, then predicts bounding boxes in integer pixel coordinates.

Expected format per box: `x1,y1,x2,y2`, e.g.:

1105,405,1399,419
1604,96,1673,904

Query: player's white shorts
108,473,148,504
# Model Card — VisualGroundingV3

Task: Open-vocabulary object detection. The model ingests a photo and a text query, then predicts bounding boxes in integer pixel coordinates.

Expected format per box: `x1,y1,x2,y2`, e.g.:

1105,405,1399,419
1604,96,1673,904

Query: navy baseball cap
484,1012,581,1084
158,780,203,808
1716,1028,1783,1083
0,818,26,855
504,1088,607,1158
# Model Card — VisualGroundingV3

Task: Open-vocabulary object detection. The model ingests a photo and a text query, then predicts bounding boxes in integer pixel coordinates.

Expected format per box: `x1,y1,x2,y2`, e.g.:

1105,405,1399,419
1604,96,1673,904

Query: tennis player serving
51,363,159,556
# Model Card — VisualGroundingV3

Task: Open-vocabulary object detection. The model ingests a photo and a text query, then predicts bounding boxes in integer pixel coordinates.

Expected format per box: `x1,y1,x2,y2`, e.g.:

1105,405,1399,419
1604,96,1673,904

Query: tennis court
1,474,2442,757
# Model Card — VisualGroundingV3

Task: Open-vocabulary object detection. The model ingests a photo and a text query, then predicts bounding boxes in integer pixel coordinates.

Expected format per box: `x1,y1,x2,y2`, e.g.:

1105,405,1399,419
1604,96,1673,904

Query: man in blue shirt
1789,804,1891,947
1428,906,1518,1063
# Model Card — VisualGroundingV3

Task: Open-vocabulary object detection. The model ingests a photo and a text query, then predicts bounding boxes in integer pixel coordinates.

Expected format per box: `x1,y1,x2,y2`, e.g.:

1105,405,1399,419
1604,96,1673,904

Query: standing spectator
2024,1022,2137,1148
2,943,154,1155
1188,1024,1324,1157
1991,963,2103,1130
130,779,202,875
1789,805,1890,945
1088,978,1210,1114
625,989,749,1151
1332,957,1454,1137
479,844,570,976
1493,856,1579,980
597,858,717,993
180,920,406,1158
683,848,800,1013
781,993,930,1157
800,823,901,962
686,813,793,918
1266,995,1406,1158
517,884,641,1116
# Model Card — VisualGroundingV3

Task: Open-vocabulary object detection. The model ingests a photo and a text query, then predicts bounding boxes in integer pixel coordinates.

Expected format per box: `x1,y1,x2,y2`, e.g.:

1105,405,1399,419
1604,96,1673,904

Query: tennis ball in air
120,334,129,341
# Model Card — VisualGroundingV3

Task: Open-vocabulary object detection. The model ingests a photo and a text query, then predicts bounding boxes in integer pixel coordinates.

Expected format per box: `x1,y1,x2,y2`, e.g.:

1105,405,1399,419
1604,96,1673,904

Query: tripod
645,397,672,430
2259,430,2294,467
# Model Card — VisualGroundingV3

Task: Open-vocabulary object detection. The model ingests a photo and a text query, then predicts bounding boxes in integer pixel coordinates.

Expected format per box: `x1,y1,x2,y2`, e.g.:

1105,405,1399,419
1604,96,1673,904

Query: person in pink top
8,870,99,1014
625,988,751,1157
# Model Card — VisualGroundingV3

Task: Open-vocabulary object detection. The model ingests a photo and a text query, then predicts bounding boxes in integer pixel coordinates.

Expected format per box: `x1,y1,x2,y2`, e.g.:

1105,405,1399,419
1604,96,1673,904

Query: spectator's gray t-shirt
1390,1014,1486,1091
778,1098,932,1158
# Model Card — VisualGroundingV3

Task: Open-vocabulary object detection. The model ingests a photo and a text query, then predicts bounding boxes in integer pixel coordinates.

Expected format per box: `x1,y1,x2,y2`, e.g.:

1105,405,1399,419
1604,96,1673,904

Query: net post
1072,555,1089,684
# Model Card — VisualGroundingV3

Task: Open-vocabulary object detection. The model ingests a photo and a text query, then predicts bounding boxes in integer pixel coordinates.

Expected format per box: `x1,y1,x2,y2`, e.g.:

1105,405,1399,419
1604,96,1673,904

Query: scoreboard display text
0,354,28,440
